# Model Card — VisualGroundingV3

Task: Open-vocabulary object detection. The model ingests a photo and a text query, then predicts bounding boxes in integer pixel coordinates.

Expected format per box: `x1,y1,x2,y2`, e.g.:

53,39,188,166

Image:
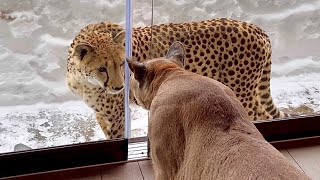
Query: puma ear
126,58,147,83
74,43,94,61
165,42,185,67
113,30,126,43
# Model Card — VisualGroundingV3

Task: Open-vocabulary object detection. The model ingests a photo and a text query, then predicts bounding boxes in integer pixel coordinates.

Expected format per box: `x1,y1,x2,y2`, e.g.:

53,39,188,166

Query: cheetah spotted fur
67,18,286,139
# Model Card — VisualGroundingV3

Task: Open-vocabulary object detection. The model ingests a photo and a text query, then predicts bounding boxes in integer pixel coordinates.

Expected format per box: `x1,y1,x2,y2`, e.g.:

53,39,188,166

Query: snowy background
0,0,319,153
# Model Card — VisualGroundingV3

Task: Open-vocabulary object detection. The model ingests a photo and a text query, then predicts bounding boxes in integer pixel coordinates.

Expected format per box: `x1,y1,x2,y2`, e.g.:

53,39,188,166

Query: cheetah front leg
95,112,125,139
95,113,112,139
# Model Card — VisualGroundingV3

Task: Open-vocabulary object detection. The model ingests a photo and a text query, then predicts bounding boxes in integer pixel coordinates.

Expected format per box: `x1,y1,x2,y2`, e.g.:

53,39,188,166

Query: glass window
1,0,319,163
0,0,134,154
147,0,320,121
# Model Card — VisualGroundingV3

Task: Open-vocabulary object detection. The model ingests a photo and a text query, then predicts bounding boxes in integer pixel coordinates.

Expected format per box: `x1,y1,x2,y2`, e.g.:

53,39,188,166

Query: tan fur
128,43,310,180
67,18,287,139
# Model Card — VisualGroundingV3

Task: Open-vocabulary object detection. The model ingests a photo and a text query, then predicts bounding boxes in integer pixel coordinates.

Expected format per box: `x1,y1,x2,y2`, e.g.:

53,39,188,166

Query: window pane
147,0,320,121
1,0,319,156
0,0,133,154
129,1,151,139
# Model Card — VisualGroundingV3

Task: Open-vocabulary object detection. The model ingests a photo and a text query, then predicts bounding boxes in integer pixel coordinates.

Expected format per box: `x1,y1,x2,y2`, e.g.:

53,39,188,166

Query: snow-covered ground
0,0,319,153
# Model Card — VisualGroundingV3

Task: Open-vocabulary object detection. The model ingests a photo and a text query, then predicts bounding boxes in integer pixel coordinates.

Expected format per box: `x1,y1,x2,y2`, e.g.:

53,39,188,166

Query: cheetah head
72,30,126,94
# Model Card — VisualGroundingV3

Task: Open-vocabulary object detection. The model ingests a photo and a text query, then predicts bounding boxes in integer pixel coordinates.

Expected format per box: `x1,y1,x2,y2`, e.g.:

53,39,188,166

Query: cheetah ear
74,43,94,61
113,30,126,43
165,42,185,67
126,58,147,83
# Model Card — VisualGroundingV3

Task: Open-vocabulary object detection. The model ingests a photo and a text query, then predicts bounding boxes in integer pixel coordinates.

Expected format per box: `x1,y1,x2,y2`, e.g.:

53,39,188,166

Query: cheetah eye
98,67,107,72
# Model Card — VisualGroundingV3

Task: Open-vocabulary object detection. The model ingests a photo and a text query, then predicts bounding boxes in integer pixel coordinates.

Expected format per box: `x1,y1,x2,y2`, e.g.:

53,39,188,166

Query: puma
127,42,310,180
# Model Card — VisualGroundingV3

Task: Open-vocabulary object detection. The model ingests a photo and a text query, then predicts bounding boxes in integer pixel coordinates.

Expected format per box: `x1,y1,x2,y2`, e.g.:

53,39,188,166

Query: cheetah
67,18,286,139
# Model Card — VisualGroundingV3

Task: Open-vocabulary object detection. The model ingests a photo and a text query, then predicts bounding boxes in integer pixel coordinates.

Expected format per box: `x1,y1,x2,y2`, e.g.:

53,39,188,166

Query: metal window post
125,0,132,139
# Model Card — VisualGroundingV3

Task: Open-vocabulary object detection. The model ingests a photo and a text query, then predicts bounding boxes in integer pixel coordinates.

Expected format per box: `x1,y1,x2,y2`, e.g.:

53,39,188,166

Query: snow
272,72,320,113
0,0,319,153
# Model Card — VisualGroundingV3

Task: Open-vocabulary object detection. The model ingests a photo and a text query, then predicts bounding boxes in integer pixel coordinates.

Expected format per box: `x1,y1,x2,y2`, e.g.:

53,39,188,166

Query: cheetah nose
112,86,124,91
104,82,108,87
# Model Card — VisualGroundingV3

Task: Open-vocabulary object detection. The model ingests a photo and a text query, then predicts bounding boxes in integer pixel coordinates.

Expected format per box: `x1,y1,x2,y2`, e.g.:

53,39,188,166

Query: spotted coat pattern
67,18,286,139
